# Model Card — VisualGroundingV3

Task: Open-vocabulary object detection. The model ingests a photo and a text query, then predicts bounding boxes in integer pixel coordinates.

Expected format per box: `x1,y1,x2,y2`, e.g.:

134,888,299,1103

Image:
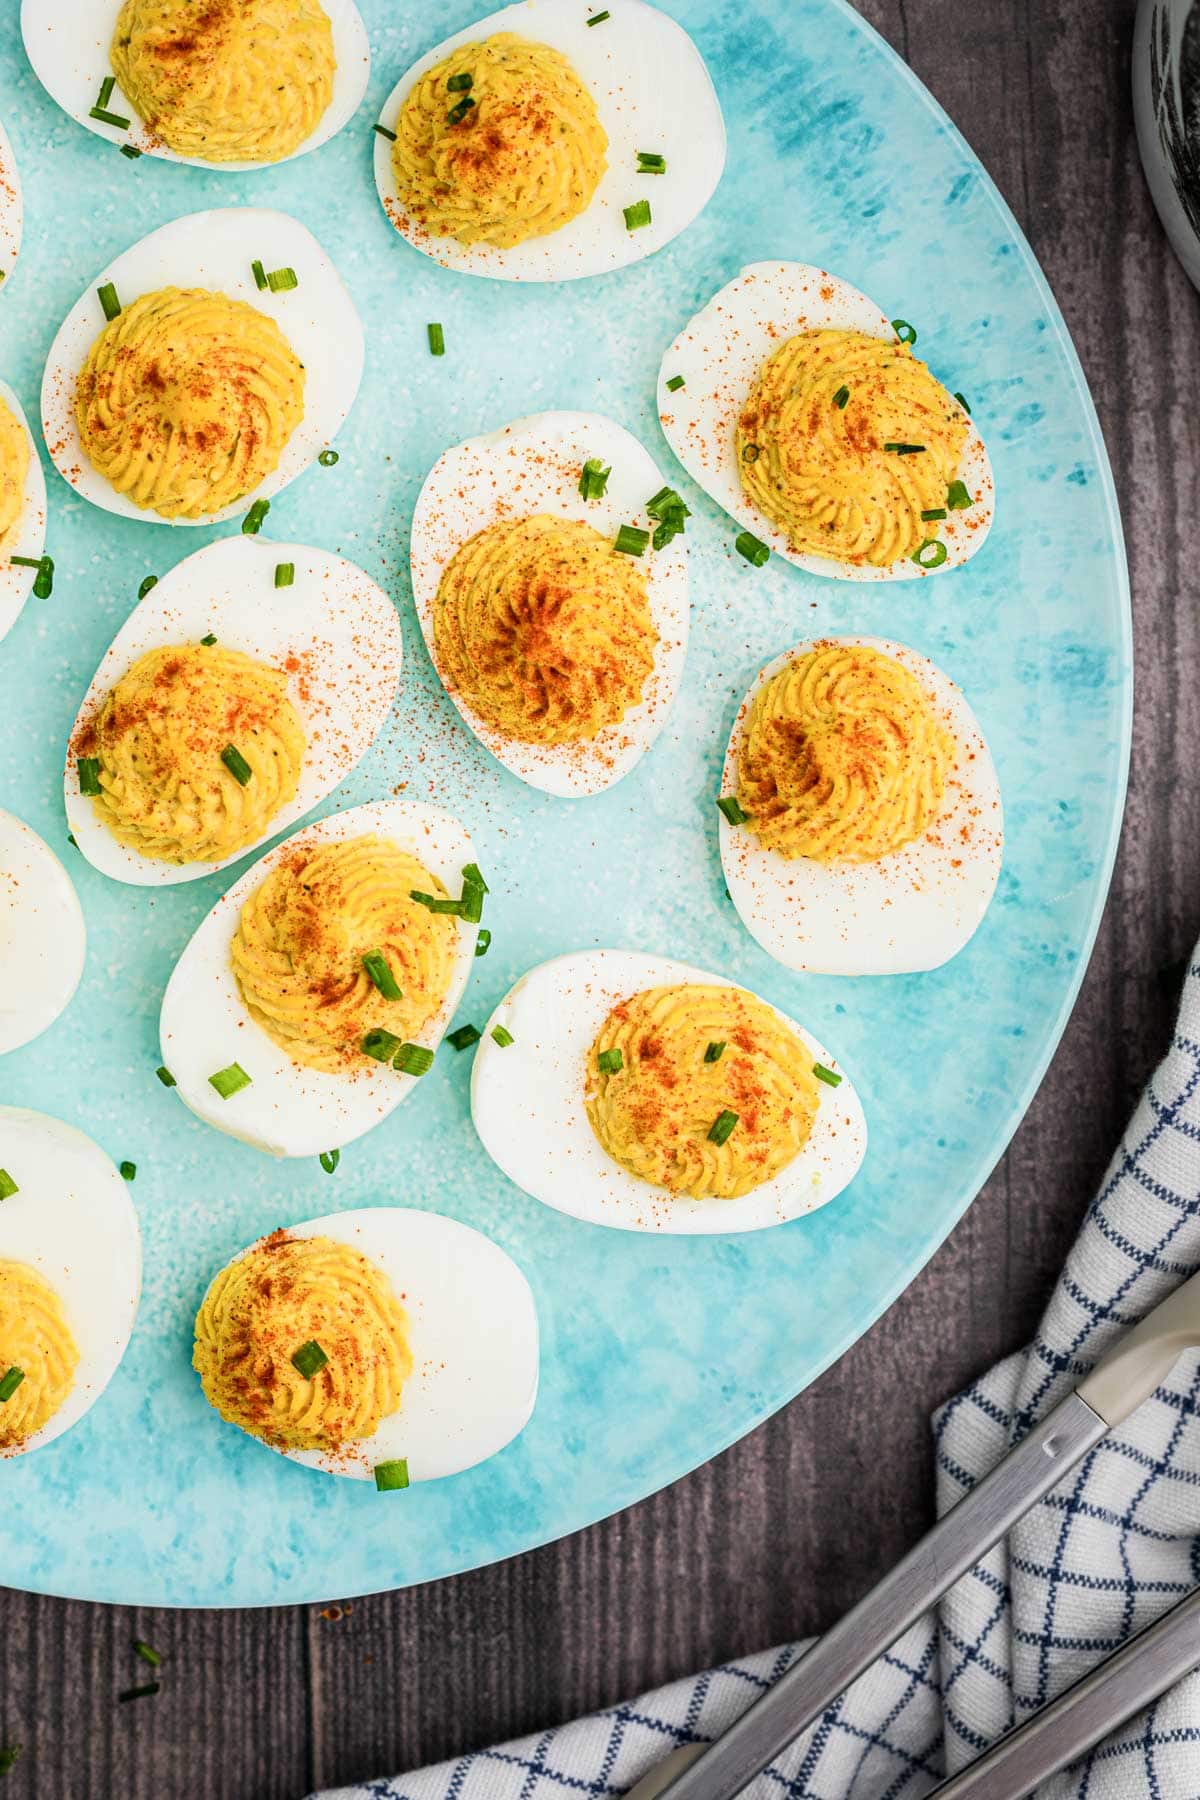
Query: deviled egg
658,262,994,580
192,1206,538,1483
0,1107,141,1458
161,798,484,1157
718,636,1003,975
0,811,86,1054
0,378,47,644
411,410,689,797
472,950,866,1234
22,0,370,171
0,120,21,286
65,533,402,885
374,0,725,282
41,207,363,526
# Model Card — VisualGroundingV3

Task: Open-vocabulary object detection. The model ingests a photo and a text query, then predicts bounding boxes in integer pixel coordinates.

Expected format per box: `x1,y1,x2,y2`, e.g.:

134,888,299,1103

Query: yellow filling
75,285,306,521
112,0,336,164
0,395,28,549
193,1231,412,1453
80,642,305,865
0,1260,79,1450
737,642,956,864
586,984,822,1201
433,514,657,746
231,834,457,1073
392,33,607,248
736,329,969,566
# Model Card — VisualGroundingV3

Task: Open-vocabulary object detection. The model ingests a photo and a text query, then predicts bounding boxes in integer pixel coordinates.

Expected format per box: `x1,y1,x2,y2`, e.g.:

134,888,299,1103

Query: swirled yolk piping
0,395,28,549
0,1259,79,1451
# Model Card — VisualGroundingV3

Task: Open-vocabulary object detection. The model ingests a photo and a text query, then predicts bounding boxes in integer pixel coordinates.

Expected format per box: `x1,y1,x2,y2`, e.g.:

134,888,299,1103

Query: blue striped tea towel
316,950,1200,1799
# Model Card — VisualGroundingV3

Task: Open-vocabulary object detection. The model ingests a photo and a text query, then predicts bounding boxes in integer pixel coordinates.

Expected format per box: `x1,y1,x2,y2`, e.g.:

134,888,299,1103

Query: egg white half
0,379,47,644
657,261,995,582
161,798,482,1158
65,533,403,886
0,811,86,1055
373,0,725,283
720,636,1003,976
471,949,867,1235
0,1107,141,1458
0,120,22,286
21,0,370,171
41,207,364,527
202,1206,539,1483
411,410,689,797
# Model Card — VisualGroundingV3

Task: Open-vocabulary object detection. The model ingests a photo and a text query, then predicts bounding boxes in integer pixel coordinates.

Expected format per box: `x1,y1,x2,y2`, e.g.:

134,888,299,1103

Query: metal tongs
629,1267,1200,1800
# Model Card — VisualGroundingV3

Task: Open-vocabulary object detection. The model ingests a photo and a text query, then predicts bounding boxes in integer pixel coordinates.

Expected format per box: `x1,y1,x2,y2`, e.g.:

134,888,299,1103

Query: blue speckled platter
0,0,1129,1606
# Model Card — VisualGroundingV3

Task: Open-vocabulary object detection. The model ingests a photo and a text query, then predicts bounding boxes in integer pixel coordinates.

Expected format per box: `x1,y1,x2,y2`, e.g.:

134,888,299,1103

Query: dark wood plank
6,0,1198,1793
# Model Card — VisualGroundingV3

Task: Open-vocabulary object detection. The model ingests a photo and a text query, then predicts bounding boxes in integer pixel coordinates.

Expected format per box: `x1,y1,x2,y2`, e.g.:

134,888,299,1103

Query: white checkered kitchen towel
316,950,1200,1800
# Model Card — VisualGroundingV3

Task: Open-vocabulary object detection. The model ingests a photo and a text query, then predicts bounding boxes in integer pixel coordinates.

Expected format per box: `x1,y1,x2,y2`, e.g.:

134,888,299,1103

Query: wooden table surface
3,1,1196,1793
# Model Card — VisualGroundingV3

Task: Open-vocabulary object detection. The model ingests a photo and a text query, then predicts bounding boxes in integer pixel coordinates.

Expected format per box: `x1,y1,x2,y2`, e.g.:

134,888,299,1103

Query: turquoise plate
0,0,1129,1605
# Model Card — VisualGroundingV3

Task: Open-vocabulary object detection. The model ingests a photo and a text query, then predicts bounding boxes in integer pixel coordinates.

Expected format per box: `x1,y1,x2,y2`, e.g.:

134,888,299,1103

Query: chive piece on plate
474,928,492,957
155,1066,176,1088
242,499,269,534
292,1339,328,1379
707,1109,739,1146
318,449,339,467
921,508,948,521
32,556,54,600
118,1684,160,1703
90,106,132,128
0,1170,17,1200
8,555,40,569
428,322,445,356
362,949,403,1002
623,198,652,231
98,281,121,321
911,538,948,569
78,756,102,797
891,317,918,345
120,144,142,159
266,266,298,292
735,530,770,567
133,1640,161,1669
393,1042,435,1076
833,385,850,408
813,1061,843,1087
362,1028,402,1063
491,1025,514,1047
221,744,252,786
741,444,760,462
447,95,476,125
410,889,465,915
614,524,649,557
597,1047,623,1075
0,1367,25,1403
716,794,751,826
586,8,611,21
947,478,973,510
374,1458,410,1491
137,575,158,598
579,457,611,500
200,633,217,646
636,150,666,173
373,122,397,141
119,1161,136,1181
665,374,685,392
883,441,925,455
319,1149,340,1175
96,75,116,109
208,1062,251,1099
273,561,295,588
703,1041,726,1064
447,72,473,92
251,259,268,290
954,391,971,413
447,1023,482,1052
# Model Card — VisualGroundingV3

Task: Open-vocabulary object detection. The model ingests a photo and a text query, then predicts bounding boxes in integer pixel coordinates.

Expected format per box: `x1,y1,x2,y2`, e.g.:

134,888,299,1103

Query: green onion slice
813,1062,843,1087
665,374,685,392
90,106,132,128
373,122,397,141
32,556,54,600
251,259,268,289
155,1066,176,1088
911,539,948,569
474,928,492,957
393,1042,434,1076
78,756,102,797
428,322,445,356
138,575,158,598
318,449,339,467
120,144,142,159
447,1023,482,1052
221,744,252,786
491,1025,514,1047
96,75,116,109
119,1161,136,1181
447,71,473,91
891,318,918,344
636,151,667,173
954,391,971,413
410,889,465,915
242,499,269,534
292,1339,329,1379
133,1641,161,1669
266,266,298,293
735,530,770,567
707,1109,739,1146
623,198,652,231
209,1062,251,1099
118,1684,160,1703
97,281,121,321
597,1047,623,1075
0,1170,17,1200
833,385,850,408
362,950,403,1001
447,96,476,125
703,1041,726,1064
462,862,489,895
273,562,295,588
319,1149,340,1175
374,1458,410,1490
200,633,217,646
586,9,611,21
362,1028,402,1063
579,457,611,500
741,444,760,462
920,508,948,521
615,524,649,557
717,794,751,827
946,479,972,510
8,555,40,569
883,442,925,455
0,1367,25,1403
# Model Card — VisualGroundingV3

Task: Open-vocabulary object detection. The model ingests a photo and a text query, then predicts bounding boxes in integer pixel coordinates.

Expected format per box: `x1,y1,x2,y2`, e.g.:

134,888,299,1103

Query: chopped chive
96,75,116,109
813,1062,843,1087
32,556,54,600
0,1747,21,1774
318,449,339,467
0,1367,25,1403
362,1028,402,1063
665,374,685,392
579,457,611,500
716,794,751,827
491,1025,514,1047
319,1149,340,1174
833,385,851,408
266,266,298,293
623,198,652,231
474,928,492,957
427,321,445,357
447,1023,482,1052
586,8,611,21
920,508,947,521
8,555,40,569
120,144,142,159
741,444,760,462
90,106,131,128
66,833,77,848
251,259,268,290
155,1066,176,1088
636,151,667,174
447,72,473,92
911,538,948,569
199,633,217,646
0,1170,16,1200
447,95,476,125
242,499,269,534
883,442,925,455
459,866,487,924
374,1458,410,1490
615,524,649,557
393,1042,434,1076
220,744,252,786
597,1047,623,1075
97,281,121,321
646,485,690,550
137,574,158,599
891,318,918,345
273,561,295,588
209,1063,251,1099
410,889,465,915
954,391,971,413
119,1161,136,1181
735,530,770,567
946,478,973,510
362,949,403,1002
703,1041,726,1064
118,1684,160,1703
291,1339,328,1379
373,121,397,142
133,1640,161,1668
78,756,102,797
460,862,488,893
707,1109,738,1146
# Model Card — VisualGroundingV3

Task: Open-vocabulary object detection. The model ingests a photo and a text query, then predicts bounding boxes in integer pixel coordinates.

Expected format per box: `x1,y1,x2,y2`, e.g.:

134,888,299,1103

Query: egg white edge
470,948,867,1235
0,118,22,286
719,635,1004,976
19,0,371,171
411,409,689,797
40,207,365,527
0,378,47,643
0,1106,141,1458
0,809,87,1054
372,0,726,283
656,260,995,583
64,532,403,886
160,797,481,1158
